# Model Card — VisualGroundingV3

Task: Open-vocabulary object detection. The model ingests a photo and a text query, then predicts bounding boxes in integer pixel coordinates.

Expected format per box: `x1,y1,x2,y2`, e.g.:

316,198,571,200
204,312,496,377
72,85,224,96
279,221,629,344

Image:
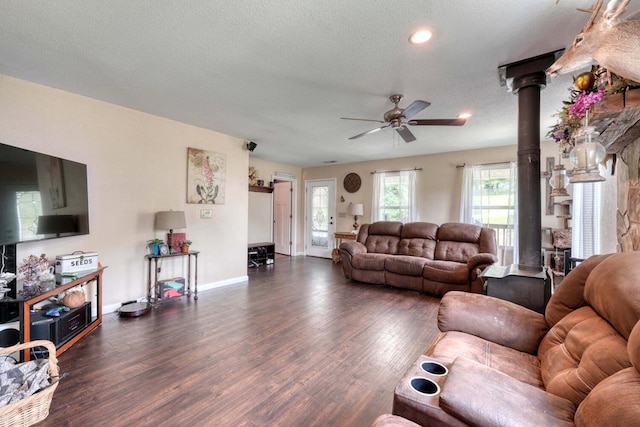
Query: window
310,185,329,247
371,170,417,223
572,182,601,259
460,163,517,264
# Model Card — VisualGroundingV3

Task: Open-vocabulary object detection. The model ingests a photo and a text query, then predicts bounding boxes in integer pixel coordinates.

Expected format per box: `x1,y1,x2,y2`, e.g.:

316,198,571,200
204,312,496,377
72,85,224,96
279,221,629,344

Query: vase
151,243,161,256
38,270,56,292
23,279,37,288
21,280,41,299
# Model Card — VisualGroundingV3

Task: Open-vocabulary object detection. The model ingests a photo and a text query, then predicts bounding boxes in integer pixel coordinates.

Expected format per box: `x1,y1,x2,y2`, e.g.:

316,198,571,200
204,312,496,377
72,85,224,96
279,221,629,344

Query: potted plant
179,240,192,253
148,238,164,256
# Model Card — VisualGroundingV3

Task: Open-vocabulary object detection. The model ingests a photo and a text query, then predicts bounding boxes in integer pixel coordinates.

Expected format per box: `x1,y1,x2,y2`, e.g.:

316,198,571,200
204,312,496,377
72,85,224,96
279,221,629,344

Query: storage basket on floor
0,340,59,427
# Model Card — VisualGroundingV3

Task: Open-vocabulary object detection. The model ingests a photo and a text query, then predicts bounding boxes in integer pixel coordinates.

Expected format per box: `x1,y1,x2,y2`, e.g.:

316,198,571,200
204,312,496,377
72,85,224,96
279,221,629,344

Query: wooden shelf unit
248,242,275,267
249,185,273,193
20,267,106,361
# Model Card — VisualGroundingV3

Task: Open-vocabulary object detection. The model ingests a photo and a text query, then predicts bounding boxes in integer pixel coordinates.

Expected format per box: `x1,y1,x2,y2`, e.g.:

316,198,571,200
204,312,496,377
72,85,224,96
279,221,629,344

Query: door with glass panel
305,179,336,258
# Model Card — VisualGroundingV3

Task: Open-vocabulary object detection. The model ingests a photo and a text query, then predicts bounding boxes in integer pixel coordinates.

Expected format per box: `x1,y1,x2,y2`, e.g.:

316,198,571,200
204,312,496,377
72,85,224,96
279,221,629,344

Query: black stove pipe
500,51,562,270
513,73,546,269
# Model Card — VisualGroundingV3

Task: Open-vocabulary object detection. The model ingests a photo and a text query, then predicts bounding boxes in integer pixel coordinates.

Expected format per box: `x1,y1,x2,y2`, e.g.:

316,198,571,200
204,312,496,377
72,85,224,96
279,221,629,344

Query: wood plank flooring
42,256,440,426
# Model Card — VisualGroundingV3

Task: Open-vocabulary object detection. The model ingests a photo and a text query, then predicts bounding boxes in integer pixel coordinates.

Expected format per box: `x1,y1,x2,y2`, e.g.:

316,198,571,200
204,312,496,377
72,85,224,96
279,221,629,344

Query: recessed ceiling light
408,29,433,45
458,112,472,119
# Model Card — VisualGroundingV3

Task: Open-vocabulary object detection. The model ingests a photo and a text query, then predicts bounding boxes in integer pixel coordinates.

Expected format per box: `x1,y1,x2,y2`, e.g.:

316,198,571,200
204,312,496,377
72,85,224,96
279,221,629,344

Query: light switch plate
200,209,213,219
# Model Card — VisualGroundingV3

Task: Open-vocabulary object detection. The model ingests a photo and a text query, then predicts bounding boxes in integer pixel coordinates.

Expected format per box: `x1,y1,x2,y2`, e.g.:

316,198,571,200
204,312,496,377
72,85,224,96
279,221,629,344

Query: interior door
305,179,336,258
274,181,292,255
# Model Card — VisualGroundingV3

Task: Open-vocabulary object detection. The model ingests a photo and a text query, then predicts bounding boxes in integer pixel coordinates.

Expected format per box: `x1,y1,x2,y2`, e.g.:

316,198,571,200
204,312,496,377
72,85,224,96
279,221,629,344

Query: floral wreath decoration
547,66,640,155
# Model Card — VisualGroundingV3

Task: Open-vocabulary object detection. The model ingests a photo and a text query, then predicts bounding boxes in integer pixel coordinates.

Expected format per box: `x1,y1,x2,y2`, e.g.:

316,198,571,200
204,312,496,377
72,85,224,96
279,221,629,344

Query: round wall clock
344,173,361,193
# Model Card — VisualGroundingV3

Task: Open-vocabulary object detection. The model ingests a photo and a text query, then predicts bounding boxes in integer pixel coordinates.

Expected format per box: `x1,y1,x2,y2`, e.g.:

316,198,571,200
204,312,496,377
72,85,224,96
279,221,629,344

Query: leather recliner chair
378,252,640,426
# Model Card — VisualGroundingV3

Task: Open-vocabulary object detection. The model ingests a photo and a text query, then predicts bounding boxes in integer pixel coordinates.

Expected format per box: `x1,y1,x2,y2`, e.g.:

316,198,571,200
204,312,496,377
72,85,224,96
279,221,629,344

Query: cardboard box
55,252,99,274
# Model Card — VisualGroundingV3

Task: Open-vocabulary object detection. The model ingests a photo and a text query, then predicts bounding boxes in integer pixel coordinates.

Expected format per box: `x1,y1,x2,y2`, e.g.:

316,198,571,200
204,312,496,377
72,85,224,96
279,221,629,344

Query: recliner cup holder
409,377,440,396
420,361,448,376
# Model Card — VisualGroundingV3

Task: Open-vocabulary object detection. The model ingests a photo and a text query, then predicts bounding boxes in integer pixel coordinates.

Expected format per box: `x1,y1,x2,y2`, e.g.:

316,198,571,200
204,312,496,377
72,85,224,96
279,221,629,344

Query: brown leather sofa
377,252,640,426
339,221,498,296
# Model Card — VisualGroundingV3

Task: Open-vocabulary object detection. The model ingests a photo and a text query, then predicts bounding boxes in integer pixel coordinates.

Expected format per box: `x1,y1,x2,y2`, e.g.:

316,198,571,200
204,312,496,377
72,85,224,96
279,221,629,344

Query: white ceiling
2,1,635,167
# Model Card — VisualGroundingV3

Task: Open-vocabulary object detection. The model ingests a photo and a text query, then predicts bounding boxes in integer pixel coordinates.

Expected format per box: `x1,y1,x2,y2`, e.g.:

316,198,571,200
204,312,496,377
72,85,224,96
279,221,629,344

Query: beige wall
0,74,249,310
303,142,568,234
248,192,273,243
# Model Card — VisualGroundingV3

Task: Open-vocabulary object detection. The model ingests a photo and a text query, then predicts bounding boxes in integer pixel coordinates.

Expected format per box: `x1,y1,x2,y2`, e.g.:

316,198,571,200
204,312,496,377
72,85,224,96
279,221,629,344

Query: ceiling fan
341,94,466,143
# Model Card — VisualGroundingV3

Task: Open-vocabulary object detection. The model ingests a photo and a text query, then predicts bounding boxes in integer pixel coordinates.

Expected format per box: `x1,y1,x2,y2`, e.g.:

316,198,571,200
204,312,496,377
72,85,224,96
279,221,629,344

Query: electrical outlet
200,209,213,219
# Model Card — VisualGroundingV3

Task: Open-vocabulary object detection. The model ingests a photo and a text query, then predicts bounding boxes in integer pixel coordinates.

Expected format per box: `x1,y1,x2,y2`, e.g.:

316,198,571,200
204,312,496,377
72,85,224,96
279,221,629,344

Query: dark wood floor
42,256,440,426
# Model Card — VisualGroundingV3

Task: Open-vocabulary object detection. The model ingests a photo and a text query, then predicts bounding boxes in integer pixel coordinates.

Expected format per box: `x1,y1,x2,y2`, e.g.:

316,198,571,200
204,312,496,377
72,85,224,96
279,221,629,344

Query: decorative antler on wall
547,0,640,82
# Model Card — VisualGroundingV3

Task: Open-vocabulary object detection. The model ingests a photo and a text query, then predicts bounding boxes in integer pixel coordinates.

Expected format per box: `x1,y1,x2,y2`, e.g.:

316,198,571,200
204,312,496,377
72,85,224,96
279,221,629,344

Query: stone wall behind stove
616,136,640,251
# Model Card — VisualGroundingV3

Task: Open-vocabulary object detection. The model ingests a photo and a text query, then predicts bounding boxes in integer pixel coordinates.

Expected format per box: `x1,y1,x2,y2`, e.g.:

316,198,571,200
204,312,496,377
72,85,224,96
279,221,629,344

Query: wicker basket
0,340,59,427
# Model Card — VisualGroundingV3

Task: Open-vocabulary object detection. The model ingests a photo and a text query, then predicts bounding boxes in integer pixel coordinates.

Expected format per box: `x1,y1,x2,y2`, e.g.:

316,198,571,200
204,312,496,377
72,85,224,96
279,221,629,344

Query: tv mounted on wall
0,142,90,245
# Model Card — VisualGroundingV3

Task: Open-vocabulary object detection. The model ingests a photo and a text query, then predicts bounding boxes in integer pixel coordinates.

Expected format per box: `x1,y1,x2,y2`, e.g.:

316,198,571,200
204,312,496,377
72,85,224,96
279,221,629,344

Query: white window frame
460,162,517,265
371,170,417,223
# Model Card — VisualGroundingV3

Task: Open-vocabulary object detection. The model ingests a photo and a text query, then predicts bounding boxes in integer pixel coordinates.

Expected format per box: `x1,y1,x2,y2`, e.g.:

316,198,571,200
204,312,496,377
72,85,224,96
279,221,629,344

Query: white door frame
271,173,298,256
304,178,337,258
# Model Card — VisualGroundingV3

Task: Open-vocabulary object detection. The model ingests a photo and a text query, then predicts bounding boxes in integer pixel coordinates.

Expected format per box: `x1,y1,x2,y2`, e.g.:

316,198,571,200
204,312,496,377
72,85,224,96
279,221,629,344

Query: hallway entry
274,180,293,255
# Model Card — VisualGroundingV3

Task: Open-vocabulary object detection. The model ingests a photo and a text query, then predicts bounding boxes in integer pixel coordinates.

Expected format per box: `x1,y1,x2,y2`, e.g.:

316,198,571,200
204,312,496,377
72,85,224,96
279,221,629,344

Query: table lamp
155,211,186,253
348,203,364,232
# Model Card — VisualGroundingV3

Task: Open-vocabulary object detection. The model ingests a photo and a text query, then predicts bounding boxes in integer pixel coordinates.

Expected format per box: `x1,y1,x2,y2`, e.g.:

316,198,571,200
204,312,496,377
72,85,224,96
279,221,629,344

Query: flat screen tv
0,142,89,245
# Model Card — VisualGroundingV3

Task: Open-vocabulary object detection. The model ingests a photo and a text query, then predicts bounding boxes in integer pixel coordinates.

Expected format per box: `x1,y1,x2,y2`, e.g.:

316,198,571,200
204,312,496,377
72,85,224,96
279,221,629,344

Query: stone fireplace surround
593,100,640,251
617,136,640,251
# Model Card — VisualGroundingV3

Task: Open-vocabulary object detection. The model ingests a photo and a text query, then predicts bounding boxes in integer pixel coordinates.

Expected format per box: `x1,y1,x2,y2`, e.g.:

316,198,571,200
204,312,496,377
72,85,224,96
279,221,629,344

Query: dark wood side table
146,251,199,307
333,232,357,263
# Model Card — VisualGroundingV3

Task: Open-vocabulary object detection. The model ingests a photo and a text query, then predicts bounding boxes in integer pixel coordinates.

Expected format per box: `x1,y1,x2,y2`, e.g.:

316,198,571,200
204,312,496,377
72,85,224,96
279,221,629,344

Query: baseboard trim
103,275,249,314
198,275,248,292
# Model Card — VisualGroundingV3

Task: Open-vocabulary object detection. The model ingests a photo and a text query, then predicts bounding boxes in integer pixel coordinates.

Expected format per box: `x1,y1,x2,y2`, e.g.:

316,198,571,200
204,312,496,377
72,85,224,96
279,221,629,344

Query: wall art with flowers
187,147,226,205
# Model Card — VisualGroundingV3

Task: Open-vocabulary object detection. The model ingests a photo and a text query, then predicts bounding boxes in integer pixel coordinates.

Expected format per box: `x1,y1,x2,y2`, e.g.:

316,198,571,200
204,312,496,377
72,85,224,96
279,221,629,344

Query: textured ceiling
2,1,635,167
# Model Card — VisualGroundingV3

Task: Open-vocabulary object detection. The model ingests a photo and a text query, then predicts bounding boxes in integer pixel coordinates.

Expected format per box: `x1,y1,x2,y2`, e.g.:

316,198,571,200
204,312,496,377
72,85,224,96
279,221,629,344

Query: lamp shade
37,215,77,235
155,211,186,231
348,203,364,216
549,164,570,197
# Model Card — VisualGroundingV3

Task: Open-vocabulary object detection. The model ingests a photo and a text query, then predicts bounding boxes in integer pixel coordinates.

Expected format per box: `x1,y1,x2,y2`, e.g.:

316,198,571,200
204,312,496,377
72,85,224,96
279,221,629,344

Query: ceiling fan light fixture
408,29,433,45
458,112,472,119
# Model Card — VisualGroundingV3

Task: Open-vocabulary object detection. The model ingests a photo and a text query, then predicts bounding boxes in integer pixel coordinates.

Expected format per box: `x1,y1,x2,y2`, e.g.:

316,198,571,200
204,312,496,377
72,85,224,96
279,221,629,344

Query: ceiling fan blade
349,124,391,140
341,117,385,123
396,126,416,143
400,100,431,120
410,118,467,126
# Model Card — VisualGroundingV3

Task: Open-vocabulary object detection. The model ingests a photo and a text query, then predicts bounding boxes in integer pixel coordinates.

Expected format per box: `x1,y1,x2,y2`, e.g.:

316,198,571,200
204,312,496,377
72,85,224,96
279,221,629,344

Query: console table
20,267,106,361
146,251,199,307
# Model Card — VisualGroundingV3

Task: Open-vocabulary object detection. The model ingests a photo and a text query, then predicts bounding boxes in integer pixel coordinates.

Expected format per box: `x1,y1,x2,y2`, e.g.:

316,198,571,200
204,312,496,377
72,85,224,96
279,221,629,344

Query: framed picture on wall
187,148,226,205
168,232,186,252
